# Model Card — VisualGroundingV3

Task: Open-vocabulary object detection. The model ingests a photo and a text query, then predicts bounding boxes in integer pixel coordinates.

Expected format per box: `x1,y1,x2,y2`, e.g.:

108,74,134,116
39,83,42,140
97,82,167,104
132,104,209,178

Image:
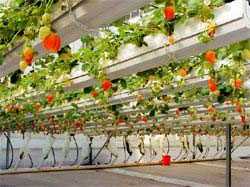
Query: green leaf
120,79,127,89
83,87,93,94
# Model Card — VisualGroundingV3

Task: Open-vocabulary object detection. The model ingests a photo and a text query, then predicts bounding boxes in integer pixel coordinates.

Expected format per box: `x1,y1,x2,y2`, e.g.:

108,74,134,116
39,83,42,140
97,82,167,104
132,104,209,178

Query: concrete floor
0,160,250,187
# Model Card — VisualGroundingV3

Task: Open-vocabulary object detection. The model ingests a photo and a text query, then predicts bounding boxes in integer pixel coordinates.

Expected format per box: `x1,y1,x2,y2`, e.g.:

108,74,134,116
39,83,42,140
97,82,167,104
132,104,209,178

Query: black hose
122,136,127,163
231,137,249,153
28,153,33,168
71,135,79,166
51,147,56,167
165,136,170,154
4,133,14,169
19,133,33,169
125,138,133,156
92,135,111,162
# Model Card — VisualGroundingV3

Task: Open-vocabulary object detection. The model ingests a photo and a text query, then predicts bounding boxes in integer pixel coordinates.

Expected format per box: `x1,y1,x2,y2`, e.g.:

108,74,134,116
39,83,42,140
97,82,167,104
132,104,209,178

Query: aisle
0,161,250,187
117,160,250,187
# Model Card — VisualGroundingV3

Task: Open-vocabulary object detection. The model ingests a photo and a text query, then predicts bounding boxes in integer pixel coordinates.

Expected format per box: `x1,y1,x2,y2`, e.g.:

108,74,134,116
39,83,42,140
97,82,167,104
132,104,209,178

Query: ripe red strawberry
46,95,54,103
176,108,180,117
234,79,242,89
236,103,242,113
74,121,82,128
208,106,215,113
164,6,175,21
116,118,125,125
42,33,61,53
241,115,246,124
102,80,112,91
91,90,99,98
140,116,148,123
205,50,216,65
208,79,217,92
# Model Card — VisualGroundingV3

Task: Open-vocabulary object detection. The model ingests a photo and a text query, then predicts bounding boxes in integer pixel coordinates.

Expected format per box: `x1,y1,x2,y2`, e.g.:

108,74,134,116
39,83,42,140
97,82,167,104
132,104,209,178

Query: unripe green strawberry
39,26,51,40
24,27,36,39
242,49,250,60
42,13,52,25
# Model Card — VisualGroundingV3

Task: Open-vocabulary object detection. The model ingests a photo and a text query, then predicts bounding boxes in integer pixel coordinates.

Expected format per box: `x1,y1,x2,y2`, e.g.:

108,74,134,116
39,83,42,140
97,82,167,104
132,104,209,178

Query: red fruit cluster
46,95,54,103
140,116,148,123
42,33,61,53
234,79,242,89
235,102,242,113
116,118,125,125
164,6,175,21
102,80,112,91
208,79,217,92
208,106,216,113
91,90,99,98
176,108,180,117
241,115,246,124
205,50,217,65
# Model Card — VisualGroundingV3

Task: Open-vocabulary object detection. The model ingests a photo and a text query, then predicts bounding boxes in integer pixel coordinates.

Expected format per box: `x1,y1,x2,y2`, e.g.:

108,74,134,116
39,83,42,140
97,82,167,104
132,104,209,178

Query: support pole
5,132,10,169
192,134,196,159
226,124,231,187
89,137,93,165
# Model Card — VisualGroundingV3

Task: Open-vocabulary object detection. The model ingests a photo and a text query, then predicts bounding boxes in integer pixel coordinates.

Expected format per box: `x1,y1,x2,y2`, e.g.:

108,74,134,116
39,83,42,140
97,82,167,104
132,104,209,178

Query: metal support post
5,132,10,169
226,124,232,187
89,137,93,165
192,134,196,159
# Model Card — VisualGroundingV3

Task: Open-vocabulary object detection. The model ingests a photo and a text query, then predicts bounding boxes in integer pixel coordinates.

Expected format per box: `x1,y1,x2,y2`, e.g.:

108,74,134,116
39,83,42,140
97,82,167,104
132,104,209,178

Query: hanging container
162,154,171,166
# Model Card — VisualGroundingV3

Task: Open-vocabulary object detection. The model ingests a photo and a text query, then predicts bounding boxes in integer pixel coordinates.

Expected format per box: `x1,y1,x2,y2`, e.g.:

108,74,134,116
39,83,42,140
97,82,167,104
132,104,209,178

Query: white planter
214,59,231,70
117,43,142,61
70,64,86,84
144,33,167,49
243,79,250,89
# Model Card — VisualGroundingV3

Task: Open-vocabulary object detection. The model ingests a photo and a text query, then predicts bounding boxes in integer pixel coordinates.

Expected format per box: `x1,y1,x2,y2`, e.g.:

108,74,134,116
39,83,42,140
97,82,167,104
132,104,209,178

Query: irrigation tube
4,132,13,169
71,135,79,166
92,135,112,163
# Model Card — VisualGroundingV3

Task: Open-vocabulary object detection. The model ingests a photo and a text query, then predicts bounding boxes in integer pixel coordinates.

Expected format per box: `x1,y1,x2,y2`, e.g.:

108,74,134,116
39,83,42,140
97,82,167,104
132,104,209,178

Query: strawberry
140,116,148,123
208,79,217,92
205,50,216,65
164,6,175,21
42,13,52,25
34,102,42,112
42,33,61,53
74,121,82,128
179,68,188,77
235,102,242,113
19,60,28,71
116,118,125,125
208,106,215,113
102,80,112,91
176,108,180,117
46,95,54,104
242,49,250,60
91,90,99,98
207,21,216,38
234,79,242,89
39,26,51,40
23,47,34,65
241,115,246,124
